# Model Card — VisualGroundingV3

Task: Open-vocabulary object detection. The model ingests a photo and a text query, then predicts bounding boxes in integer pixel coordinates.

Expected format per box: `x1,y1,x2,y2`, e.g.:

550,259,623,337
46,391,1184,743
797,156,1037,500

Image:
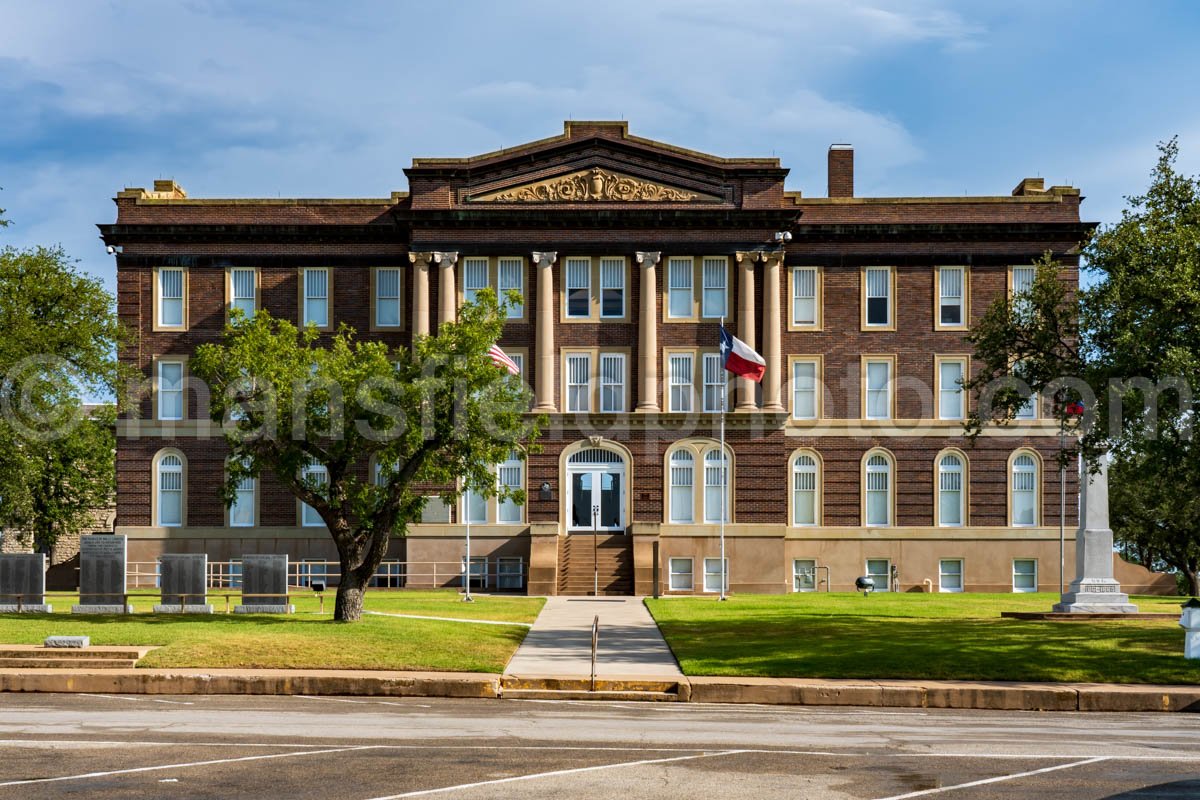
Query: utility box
1180,599,1200,660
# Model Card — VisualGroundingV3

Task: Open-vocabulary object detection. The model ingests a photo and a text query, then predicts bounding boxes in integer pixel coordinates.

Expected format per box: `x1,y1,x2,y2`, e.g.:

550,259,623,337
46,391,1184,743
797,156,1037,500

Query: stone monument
1053,454,1138,613
0,553,51,612
153,554,213,614
73,534,133,614
235,555,294,614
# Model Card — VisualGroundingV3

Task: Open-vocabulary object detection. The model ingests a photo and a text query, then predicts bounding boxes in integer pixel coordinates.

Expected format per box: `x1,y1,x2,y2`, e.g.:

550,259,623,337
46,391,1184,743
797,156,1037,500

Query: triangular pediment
468,167,723,204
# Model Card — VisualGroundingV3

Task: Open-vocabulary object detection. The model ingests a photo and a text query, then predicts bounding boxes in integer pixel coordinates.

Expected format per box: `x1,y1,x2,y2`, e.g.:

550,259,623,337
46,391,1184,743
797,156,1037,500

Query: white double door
567,465,625,532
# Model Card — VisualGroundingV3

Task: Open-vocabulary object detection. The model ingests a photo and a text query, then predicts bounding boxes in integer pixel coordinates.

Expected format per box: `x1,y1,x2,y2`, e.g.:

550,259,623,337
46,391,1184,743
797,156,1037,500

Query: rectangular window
158,361,184,421
599,353,625,412
463,257,489,305
375,268,402,328
158,469,183,528
509,353,524,376
939,461,963,527
1013,559,1038,593
865,360,891,419
497,556,524,589
303,268,329,328
792,359,818,420
939,559,964,593
866,558,891,592
565,258,591,318
301,463,327,527
463,489,487,525
703,557,728,593
792,267,818,326
498,257,524,318
1012,465,1037,527
462,555,487,589
1012,266,1036,296
159,268,185,328
702,353,728,413
701,257,727,318
668,353,693,412
230,268,256,319
939,267,965,326
1014,360,1037,419
938,359,965,420
668,257,693,318
566,354,591,412
668,558,694,591
600,257,625,318
230,473,255,528
793,559,816,592
704,453,729,524
669,455,694,524
498,454,523,524
865,267,891,327
793,461,817,526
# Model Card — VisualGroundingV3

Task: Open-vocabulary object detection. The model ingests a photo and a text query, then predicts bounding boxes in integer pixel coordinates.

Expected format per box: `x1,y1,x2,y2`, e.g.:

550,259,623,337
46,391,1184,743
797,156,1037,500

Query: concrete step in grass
0,648,141,660
0,657,139,669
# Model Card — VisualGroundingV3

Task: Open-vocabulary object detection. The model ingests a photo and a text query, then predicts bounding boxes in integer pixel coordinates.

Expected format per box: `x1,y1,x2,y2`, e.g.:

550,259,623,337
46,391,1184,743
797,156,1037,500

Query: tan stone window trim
861,447,897,528
788,265,823,331
224,457,259,529
663,255,729,322
788,355,824,421
934,447,970,528
560,256,630,322
153,266,189,331
458,256,527,322
662,438,736,525
298,267,334,332
561,347,632,413
152,354,190,422
370,266,407,331
860,354,897,420
934,354,970,421
662,347,726,413
151,447,188,529
1007,448,1043,528
457,449,527,526
933,265,970,331
788,447,823,528
860,265,896,331
224,266,260,324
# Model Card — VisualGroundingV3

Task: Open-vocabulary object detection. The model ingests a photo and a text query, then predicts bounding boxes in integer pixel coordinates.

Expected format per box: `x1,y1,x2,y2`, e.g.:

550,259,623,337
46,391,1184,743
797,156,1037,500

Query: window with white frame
793,359,818,420
159,268,185,327
158,360,184,421
566,354,591,412
939,359,965,420
229,460,255,528
703,449,730,524
702,353,728,413
938,453,964,527
668,353,694,412
508,353,524,377
792,452,819,526
793,267,818,326
669,557,694,591
668,449,694,524
600,257,625,318
230,268,256,319
599,353,625,412
375,267,402,327
939,267,965,326
497,557,524,589
1010,453,1038,526
864,359,892,419
157,453,184,527
300,461,328,527
303,268,329,328
866,558,891,592
463,257,488,305
565,257,591,318
1014,360,1038,419
1012,558,1038,592
463,487,487,524
1011,265,1036,298
667,257,693,318
462,555,487,589
864,267,891,326
497,451,524,524
498,257,524,318
793,559,817,592
865,453,892,526
939,559,964,593
703,557,728,593
701,257,727,318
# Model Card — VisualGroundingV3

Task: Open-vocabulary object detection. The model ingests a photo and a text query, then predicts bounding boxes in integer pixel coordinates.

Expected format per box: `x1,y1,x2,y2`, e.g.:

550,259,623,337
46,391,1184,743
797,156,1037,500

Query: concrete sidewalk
503,596,683,679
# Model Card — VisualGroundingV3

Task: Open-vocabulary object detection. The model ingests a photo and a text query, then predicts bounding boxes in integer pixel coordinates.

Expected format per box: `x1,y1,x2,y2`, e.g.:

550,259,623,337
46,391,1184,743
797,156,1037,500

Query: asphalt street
0,694,1198,799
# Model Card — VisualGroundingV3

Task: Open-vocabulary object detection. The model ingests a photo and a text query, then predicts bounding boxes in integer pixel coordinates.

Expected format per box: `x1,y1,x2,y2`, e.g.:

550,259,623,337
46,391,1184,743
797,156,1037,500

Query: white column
636,251,661,412
532,251,558,412
436,251,459,330
408,251,433,337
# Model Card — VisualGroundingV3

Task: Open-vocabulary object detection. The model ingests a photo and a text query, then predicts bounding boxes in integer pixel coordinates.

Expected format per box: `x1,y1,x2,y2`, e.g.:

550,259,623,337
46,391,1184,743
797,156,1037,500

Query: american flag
488,343,520,376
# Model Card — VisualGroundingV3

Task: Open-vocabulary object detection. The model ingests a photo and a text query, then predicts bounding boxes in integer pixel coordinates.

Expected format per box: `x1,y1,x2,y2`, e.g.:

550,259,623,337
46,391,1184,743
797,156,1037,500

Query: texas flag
720,327,766,382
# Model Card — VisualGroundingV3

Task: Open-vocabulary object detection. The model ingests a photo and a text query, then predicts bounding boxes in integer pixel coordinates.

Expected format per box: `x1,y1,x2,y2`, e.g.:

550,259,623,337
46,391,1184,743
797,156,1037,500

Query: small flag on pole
488,343,521,376
719,327,766,382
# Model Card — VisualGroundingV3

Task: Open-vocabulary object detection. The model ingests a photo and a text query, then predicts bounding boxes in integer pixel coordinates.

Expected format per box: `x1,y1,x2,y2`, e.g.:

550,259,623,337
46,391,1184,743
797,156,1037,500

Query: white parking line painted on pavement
78,693,194,706
0,746,375,787
871,756,1110,800
360,750,746,799
294,696,432,708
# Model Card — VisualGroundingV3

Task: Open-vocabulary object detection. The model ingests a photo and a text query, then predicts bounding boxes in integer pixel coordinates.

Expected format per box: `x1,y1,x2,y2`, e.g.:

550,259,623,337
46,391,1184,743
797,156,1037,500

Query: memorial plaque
0,553,49,612
78,535,127,605
154,554,212,613
235,555,293,614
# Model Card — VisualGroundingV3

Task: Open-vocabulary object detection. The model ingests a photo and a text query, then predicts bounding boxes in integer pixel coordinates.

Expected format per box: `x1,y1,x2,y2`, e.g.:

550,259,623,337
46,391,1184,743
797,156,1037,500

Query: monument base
1185,631,1200,660
72,604,134,615
0,604,51,613
1053,581,1138,614
234,604,295,614
153,604,214,614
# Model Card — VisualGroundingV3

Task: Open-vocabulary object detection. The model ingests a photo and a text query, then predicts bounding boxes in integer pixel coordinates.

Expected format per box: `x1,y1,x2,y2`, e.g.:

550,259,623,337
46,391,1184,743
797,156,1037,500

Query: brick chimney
828,144,854,198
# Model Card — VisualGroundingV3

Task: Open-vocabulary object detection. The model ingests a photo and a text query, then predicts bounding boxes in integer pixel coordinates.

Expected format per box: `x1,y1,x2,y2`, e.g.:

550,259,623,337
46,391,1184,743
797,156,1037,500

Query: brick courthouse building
100,121,1173,595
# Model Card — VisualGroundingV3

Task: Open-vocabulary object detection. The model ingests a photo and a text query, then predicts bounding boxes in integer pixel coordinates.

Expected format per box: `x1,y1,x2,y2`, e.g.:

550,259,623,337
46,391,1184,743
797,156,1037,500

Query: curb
2,670,1198,712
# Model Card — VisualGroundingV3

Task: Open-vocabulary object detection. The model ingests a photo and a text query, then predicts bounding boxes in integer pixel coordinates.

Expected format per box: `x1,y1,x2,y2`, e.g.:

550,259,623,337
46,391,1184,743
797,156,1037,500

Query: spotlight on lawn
311,581,326,593
855,576,875,597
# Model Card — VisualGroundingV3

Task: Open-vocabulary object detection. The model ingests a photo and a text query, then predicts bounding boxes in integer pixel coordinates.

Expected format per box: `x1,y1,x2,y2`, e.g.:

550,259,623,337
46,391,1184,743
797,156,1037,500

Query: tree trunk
330,526,392,622
1187,569,1199,598
334,576,367,622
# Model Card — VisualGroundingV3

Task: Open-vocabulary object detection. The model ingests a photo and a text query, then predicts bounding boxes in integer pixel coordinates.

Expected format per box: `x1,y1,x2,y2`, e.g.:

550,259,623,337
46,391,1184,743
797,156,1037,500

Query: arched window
1010,452,1039,527
937,453,964,527
156,453,184,527
300,460,328,528
703,449,729,524
791,452,820,527
497,450,524,524
229,458,255,528
668,449,694,523
864,452,892,527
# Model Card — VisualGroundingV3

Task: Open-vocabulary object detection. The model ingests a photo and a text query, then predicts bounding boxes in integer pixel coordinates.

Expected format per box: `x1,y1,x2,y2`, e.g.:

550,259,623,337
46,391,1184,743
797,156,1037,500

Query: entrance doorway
566,448,626,532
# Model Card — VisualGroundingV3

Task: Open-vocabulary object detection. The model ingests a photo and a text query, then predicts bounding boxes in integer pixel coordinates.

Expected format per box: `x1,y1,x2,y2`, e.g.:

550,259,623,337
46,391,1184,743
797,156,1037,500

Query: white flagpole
719,317,727,602
463,489,473,603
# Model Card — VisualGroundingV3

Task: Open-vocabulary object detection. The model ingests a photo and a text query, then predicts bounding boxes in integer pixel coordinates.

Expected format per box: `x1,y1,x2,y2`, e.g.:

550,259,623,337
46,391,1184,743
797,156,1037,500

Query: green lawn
0,590,544,672
645,593,1200,685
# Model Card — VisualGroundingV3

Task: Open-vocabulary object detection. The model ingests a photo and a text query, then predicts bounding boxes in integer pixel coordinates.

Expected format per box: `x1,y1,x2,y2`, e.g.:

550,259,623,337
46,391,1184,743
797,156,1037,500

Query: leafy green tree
191,288,541,621
964,139,1200,594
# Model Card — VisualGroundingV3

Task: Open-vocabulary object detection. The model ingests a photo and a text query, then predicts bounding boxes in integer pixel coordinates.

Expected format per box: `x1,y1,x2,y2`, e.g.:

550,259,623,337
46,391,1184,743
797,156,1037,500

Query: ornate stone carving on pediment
470,167,721,203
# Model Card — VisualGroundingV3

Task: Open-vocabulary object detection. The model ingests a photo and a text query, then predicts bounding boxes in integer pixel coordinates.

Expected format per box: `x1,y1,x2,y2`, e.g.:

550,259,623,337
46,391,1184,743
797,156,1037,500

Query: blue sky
2,0,1198,295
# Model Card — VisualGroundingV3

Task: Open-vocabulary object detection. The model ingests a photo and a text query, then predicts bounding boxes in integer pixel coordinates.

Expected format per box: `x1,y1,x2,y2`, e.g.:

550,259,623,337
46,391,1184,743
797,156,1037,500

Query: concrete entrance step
0,646,152,669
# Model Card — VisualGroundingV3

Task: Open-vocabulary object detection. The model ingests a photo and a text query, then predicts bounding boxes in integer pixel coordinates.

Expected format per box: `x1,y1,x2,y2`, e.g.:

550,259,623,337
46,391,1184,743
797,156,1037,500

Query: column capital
761,249,785,267
408,251,435,266
532,251,558,268
636,251,661,267
735,250,764,265
432,250,459,267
